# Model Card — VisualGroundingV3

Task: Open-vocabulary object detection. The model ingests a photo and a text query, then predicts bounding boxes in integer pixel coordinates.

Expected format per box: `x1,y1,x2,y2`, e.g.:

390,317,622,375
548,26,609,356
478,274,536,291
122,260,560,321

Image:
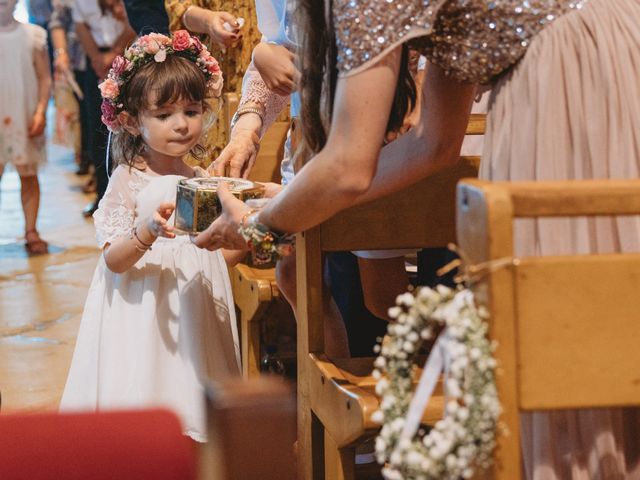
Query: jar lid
180,176,260,191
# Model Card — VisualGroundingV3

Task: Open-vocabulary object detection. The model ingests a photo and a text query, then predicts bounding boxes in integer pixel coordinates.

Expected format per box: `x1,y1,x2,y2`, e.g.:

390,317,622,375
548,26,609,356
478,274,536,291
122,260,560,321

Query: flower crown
99,30,223,132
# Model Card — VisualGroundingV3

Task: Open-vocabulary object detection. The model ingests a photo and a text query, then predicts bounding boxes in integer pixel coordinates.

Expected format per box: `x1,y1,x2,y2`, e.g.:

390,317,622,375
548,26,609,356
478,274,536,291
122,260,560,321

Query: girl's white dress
60,166,241,442
0,22,47,176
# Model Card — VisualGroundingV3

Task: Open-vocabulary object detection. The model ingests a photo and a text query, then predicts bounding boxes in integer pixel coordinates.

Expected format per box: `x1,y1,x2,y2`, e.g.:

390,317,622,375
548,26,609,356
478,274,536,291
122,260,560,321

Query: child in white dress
0,0,52,254
60,31,240,442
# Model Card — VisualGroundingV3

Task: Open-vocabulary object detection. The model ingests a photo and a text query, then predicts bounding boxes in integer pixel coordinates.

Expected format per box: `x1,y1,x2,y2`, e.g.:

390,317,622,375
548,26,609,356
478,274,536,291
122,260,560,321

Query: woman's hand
192,183,249,251
253,42,300,96
206,11,241,48
146,202,176,239
28,111,46,137
210,128,261,178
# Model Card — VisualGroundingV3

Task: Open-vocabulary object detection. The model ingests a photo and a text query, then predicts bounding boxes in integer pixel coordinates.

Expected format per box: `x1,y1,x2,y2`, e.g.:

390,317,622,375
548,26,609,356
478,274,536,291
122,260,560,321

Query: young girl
0,0,52,254
60,31,240,442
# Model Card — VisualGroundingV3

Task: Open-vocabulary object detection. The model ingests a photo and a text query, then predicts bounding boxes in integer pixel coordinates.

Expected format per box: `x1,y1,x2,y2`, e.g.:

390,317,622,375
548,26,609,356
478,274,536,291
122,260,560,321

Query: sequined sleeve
239,59,289,137
334,0,586,84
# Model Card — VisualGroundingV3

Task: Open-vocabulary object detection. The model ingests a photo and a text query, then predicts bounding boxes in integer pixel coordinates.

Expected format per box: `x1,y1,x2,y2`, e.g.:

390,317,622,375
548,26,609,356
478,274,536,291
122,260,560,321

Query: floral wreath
372,286,501,480
98,30,224,132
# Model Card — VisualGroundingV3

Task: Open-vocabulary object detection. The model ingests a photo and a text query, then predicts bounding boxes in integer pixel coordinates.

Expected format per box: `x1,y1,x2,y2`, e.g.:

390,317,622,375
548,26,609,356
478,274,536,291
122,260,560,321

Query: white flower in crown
154,48,167,62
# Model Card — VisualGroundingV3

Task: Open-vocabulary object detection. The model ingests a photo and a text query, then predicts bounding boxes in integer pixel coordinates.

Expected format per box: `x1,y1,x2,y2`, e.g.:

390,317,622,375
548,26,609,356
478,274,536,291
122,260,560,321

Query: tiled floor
0,143,99,413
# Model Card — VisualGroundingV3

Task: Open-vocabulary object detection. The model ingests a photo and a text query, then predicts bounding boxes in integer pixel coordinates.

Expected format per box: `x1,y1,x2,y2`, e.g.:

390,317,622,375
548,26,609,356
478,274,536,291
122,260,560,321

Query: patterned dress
334,0,640,478
0,23,47,177
165,0,262,164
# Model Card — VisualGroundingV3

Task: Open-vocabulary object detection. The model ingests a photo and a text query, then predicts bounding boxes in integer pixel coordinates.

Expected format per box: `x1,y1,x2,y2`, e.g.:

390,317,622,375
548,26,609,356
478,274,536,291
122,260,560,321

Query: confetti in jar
174,177,264,234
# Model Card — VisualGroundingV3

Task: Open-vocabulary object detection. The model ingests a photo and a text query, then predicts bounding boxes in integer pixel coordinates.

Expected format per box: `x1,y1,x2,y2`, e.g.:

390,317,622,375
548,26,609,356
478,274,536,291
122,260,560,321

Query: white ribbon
399,330,450,441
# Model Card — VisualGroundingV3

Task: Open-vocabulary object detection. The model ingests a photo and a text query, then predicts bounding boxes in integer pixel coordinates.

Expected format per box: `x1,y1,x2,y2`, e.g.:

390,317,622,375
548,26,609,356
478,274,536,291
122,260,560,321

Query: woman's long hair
296,0,417,164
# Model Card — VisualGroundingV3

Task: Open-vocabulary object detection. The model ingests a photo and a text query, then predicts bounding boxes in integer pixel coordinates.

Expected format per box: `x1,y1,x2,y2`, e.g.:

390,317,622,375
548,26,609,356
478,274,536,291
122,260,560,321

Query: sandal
25,230,49,255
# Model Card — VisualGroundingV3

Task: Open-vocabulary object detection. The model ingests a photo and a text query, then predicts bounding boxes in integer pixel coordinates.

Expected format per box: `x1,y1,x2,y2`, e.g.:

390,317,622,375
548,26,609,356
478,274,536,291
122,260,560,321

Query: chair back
296,115,485,479
201,378,296,480
456,179,640,480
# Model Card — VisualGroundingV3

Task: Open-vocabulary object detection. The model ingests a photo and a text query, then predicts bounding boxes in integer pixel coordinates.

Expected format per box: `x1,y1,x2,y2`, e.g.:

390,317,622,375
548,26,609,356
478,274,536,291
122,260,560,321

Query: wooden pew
296,116,485,479
221,93,292,378
456,179,640,480
200,377,296,480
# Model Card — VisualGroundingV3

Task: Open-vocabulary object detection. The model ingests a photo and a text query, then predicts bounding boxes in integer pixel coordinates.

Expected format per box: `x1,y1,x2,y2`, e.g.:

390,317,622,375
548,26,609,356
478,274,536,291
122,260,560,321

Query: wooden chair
456,179,640,480
296,115,485,480
200,377,296,480
222,93,293,377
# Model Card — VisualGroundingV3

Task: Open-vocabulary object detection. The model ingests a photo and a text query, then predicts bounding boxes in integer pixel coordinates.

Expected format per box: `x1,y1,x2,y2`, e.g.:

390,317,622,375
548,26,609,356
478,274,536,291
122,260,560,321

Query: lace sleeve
92,166,141,249
239,59,289,137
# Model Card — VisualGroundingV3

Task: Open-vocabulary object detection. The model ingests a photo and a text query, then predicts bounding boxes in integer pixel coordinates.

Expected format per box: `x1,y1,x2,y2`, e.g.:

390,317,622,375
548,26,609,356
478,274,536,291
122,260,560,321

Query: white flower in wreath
373,285,501,480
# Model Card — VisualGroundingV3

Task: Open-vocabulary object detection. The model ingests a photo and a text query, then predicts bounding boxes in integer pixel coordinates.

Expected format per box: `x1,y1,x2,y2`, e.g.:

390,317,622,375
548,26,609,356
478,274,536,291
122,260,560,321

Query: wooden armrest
308,354,444,447
231,263,279,320
466,113,486,135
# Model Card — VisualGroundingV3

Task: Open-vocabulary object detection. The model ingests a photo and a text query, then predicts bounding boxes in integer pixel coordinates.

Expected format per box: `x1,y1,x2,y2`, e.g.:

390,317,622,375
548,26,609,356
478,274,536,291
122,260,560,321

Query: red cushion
0,409,196,480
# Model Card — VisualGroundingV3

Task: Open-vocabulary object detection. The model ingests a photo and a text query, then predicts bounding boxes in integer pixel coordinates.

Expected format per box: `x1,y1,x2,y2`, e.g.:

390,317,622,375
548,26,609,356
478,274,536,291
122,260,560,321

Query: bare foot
24,230,49,255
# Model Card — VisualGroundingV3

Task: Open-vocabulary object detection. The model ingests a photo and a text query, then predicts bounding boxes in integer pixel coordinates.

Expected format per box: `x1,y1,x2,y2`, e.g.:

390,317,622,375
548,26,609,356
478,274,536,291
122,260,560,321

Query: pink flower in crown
207,74,224,98
137,35,161,55
190,35,203,53
111,55,129,75
205,56,221,74
100,100,119,131
148,32,172,46
98,78,120,100
172,30,191,51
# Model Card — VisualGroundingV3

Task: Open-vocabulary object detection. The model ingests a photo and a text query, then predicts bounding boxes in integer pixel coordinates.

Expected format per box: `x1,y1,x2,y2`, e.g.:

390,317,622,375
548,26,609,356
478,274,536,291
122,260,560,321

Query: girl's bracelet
131,225,154,251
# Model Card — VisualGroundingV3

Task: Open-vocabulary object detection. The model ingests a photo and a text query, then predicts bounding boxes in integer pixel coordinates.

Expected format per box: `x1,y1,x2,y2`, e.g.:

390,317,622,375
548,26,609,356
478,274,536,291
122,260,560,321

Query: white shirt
72,0,125,48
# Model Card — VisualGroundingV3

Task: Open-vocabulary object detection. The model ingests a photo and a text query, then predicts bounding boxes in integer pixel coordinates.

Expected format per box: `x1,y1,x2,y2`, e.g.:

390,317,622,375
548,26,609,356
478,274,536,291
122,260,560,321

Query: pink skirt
481,0,640,478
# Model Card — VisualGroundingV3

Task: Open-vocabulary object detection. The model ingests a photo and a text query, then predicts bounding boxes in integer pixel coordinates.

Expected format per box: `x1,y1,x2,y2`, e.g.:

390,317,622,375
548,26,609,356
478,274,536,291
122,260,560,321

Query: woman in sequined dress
195,1,640,476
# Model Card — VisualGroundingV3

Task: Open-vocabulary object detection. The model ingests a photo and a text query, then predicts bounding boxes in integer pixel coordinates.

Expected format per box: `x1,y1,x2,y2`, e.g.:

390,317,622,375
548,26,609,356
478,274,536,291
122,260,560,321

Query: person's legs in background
82,56,110,217
276,253,351,359
74,69,91,176
326,252,389,357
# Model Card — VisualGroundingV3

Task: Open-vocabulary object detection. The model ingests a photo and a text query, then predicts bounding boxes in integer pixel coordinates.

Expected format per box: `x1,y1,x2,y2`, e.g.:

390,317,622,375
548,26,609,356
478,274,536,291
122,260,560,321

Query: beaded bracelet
238,213,295,265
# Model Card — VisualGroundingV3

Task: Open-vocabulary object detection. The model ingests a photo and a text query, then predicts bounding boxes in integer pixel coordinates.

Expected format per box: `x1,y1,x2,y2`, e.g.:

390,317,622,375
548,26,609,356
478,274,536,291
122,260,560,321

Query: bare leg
276,254,351,358
358,256,409,321
20,174,40,233
20,174,47,254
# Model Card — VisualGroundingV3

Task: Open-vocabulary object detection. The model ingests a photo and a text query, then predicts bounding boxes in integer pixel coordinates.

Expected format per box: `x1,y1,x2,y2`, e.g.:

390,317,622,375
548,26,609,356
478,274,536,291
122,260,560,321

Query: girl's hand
192,183,249,251
28,111,46,137
146,202,176,239
207,11,241,48
253,43,300,96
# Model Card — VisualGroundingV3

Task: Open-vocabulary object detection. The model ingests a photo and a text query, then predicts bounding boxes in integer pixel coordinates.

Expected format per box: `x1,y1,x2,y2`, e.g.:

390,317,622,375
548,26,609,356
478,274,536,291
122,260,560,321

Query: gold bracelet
241,209,258,228
231,106,265,130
